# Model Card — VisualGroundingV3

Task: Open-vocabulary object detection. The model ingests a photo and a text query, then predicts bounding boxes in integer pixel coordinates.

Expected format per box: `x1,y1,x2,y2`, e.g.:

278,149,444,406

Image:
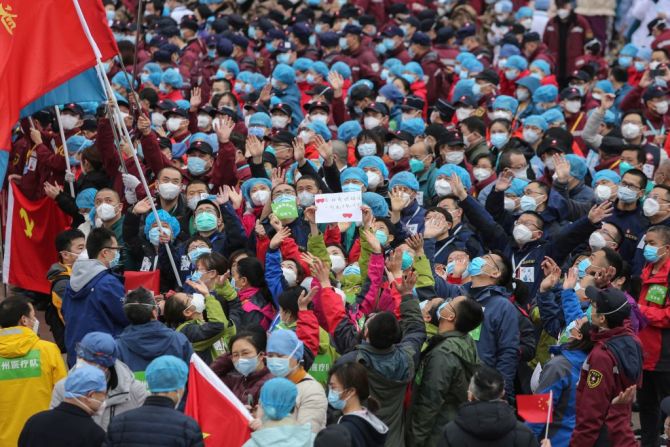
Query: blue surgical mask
618,161,633,175
409,158,424,174
247,25,256,39
401,251,414,270
519,195,538,212
505,69,518,80
446,261,470,277
148,227,168,246
187,156,208,176
471,83,481,97
277,53,290,65
375,230,388,246
306,74,316,84
644,245,662,263
577,258,591,279
266,42,276,53
195,212,218,232
188,247,211,263
402,74,416,84
490,132,509,149
383,38,395,51
109,250,120,268
618,56,632,68
343,263,361,276
375,42,387,55
616,185,638,203
208,49,217,59
190,271,203,282
141,73,150,84
342,183,362,192
327,388,347,410
234,356,259,376
339,37,349,50
309,35,316,46
467,257,486,276
267,357,291,377
248,126,265,138
315,24,323,33
69,156,80,166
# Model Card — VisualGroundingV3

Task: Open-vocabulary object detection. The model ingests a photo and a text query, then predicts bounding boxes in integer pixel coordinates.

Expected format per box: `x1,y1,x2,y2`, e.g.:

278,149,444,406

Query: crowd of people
4,0,670,445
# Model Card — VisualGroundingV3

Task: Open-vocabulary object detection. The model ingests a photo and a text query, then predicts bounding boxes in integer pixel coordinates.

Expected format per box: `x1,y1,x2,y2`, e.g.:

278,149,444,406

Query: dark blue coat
605,204,649,261
424,223,484,266
394,199,427,241
105,395,203,446
115,321,193,374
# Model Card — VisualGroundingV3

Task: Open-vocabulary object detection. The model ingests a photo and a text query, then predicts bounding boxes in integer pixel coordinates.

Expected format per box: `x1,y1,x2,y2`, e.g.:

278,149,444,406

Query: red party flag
3,182,72,293
517,393,553,424
0,0,117,151
185,354,252,447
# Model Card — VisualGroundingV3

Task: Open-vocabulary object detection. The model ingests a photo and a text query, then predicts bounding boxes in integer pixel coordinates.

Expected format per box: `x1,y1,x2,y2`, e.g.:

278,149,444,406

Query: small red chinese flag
124,270,160,295
517,393,553,424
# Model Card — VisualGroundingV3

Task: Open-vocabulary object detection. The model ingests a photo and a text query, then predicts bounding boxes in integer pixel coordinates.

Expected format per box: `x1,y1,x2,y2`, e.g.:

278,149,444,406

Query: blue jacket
424,223,484,266
528,347,588,447
275,84,304,130
63,259,129,367
394,199,426,241
461,195,597,300
115,321,193,375
105,395,203,446
606,205,649,261
470,285,520,400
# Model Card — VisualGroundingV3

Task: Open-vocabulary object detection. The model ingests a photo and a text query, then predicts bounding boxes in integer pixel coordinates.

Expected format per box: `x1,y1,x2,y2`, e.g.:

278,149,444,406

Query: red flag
0,0,117,151
517,393,553,424
3,182,72,293
124,270,160,295
185,354,252,446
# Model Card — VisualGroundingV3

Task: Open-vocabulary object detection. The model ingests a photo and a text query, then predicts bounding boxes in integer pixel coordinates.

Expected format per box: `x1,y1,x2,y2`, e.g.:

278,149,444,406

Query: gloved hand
64,171,75,184
122,173,140,204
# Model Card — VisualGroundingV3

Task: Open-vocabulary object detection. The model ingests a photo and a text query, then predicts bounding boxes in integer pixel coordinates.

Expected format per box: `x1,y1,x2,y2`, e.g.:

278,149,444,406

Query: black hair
648,224,670,246
426,207,453,224
490,118,512,131
163,292,190,328
564,321,595,352
601,304,630,328
375,217,397,239
652,184,670,199
621,145,646,165
620,109,645,124
197,252,229,275
393,76,411,95
139,87,159,108
461,116,486,137
296,174,321,189
529,181,550,196
366,311,400,349
229,329,267,354
123,287,156,324
519,211,545,230
278,286,305,319
0,297,31,328
186,179,210,194
86,227,116,260
237,257,269,289
81,145,103,171
328,361,379,413
55,229,85,253
601,246,623,278
622,168,648,190
186,235,213,251
469,365,505,401
490,249,512,287
454,298,484,333
229,248,254,267
157,166,183,181
498,148,526,171
610,66,629,83
354,129,384,159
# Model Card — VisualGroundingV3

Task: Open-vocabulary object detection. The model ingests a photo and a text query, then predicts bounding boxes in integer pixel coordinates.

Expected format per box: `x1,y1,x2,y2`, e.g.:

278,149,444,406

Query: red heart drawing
342,213,352,218
315,198,325,204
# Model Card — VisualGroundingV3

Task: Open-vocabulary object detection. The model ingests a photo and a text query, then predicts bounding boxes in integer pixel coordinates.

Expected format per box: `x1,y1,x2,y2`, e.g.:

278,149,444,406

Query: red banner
3,182,72,293
0,0,118,151
185,354,252,446
124,270,160,295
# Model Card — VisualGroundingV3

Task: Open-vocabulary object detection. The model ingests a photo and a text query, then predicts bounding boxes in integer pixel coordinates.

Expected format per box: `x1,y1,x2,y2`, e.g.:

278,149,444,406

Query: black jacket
438,401,539,447
19,402,105,447
104,395,204,447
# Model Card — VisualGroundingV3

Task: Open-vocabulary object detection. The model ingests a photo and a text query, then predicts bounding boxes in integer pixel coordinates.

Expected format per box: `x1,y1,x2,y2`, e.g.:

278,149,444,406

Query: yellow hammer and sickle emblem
19,208,34,238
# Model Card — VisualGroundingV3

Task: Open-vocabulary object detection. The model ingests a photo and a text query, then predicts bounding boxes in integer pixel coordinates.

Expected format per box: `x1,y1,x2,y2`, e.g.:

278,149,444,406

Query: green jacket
177,294,235,362
408,331,479,447
417,164,438,207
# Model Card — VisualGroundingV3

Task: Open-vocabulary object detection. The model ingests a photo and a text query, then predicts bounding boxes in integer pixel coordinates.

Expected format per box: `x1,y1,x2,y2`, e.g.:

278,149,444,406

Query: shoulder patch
587,369,603,388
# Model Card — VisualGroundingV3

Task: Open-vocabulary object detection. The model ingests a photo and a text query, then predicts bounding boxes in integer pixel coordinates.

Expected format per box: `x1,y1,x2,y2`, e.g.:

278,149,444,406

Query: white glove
64,171,75,184
124,188,138,205
122,173,141,190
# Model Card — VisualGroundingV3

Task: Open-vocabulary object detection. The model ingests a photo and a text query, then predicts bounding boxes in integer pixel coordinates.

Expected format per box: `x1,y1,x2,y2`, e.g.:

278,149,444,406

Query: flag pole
544,390,553,440
131,0,144,93
53,107,76,198
71,0,182,287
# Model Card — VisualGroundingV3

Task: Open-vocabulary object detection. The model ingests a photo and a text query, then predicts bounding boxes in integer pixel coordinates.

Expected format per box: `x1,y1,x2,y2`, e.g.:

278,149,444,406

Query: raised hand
271,167,286,187
133,197,153,215
494,168,514,193
539,256,561,292
269,213,283,232
246,136,264,163
361,227,382,253
190,87,202,111
406,234,424,255
269,226,291,249
228,186,243,210
186,279,209,297
137,114,151,136
424,216,445,239
447,173,468,200
215,185,230,206
254,219,267,238
259,84,272,102
396,270,418,295
298,287,318,311
386,249,403,278
389,189,406,212
588,200,614,224
553,154,570,182
313,135,333,166
328,71,344,96
215,115,234,143
563,267,578,290
599,93,615,111
29,128,43,145
304,206,316,224
452,257,469,278
361,206,374,228
310,257,331,286
292,137,306,166
43,181,62,199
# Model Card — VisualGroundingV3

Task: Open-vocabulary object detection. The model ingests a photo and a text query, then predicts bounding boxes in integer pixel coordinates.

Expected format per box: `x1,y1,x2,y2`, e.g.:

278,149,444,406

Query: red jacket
638,258,670,371
211,353,273,406
344,45,381,85
414,50,448,105
652,29,670,51
570,325,642,447
499,69,530,96
387,43,412,64
542,13,593,79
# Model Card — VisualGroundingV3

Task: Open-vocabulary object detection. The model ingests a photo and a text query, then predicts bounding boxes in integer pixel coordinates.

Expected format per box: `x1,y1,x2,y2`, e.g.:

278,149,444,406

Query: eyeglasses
620,181,641,191
482,254,500,273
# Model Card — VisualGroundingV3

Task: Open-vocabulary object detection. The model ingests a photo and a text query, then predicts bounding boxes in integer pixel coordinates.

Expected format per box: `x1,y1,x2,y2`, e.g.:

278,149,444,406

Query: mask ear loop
599,300,630,316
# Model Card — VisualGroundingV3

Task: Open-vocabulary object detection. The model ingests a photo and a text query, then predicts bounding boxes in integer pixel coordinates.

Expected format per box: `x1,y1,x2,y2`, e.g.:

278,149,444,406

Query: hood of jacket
69,259,109,293
454,400,518,440
0,326,38,358
340,409,388,444
425,331,479,373
601,326,643,383
357,343,412,382
107,360,139,404
247,422,314,447
117,321,184,362
560,347,589,370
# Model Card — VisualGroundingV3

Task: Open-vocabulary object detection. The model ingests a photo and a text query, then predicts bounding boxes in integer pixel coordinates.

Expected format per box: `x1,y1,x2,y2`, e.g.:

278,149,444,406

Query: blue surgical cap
249,112,272,128
493,95,519,114
389,171,420,192
508,178,530,197
144,209,181,240
249,73,267,92
530,60,551,75
362,192,389,218
267,329,304,361
462,58,484,74
64,365,107,398
505,55,528,72
76,332,118,367
494,0,513,13
293,57,314,72
341,167,368,188
637,47,652,61
111,71,131,90
533,85,558,103
452,79,476,102
404,62,424,78
220,59,240,77
311,61,329,78
176,99,190,110
337,120,362,142
565,154,588,180
620,43,638,57
75,188,97,210
241,177,272,205
437,163,472,191
358,156,389,179
456,52,475,64
66,135,93,153
272,63,296,85
306,120,332,141
602,109,616,125
516,76,541,93
378,84,404,104
524,115,549,131
143,62,162,74
383,58,403,69
499,43,521,59
331,61,352,79
541,108,565,125
145,355,189,393
592,169,621,186
260,378,298,421
399,117,426,137
515,6,533,20
595,80,614,94
161,68,183,88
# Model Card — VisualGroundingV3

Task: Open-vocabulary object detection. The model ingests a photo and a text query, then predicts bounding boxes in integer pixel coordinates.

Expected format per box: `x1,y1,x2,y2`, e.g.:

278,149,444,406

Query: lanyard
434,226,463,259
570,112,584,133
512,249,535,278
646,119,665,137
403,205,421,232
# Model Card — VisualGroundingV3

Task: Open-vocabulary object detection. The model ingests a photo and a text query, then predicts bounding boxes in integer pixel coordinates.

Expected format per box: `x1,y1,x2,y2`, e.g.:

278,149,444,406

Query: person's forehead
274,185,295,194
622,173,642,185
197,204,217,213
651,186,670,198
622,113,643,123
297,178,318,188
160,168,182,179
96,191,118,201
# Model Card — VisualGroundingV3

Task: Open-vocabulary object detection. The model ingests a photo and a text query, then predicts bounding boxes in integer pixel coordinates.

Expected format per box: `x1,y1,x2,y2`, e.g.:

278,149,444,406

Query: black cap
364,102,390,115
411,32,431,47
400,95,425,112
270,130,296,145
522,31,541,44
265,28,285,41
435,26,455,44
180,19,198,32
569,69,592,83
216,106,239,123
270,102,293,116
360,15,376,26
318,31,339,47
452,95,477,108
386,129,414,144
388,3,409,15
305,100,330,113
341,24,362,36
585,286,631,318
435,98,456,121
187,139,214,155
62,103,84,117
661,396,670,415
475,68,500,85
560,87,582,101
164,107,188,118
438,130,465,147
648,17,667,35
456,23,476,41
157,136,172,149
198,105,217,117
643,85,669,101
81,118,97,132
306,84,334,102
537,137,567,158
230,34,249,48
